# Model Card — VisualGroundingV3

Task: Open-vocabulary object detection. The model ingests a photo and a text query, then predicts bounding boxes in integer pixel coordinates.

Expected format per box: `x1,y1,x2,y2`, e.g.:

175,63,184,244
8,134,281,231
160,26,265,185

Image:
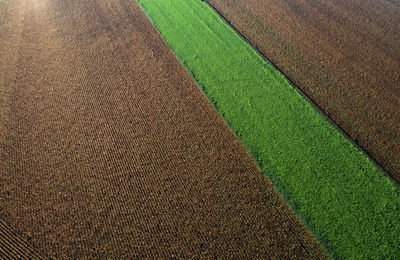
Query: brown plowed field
208,0,400,182
0,0,325,258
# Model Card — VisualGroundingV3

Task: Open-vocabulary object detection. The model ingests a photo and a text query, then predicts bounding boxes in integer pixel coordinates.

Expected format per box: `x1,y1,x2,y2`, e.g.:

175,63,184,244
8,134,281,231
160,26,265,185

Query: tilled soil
207,0,400,182
0,0,325,258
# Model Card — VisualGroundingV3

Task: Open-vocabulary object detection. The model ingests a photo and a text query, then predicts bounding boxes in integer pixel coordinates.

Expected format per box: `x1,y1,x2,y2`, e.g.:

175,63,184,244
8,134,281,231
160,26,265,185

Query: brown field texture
0,220,44,259
208,0,400,182
0,0,325,258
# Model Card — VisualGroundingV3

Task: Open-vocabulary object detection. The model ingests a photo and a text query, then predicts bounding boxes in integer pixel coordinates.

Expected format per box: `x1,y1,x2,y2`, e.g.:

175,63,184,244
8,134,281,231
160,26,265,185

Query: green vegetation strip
137,0,400,258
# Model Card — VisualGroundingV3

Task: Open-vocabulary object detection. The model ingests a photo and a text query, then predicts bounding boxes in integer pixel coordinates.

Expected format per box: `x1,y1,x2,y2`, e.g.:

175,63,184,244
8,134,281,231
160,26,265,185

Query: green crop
137,0,400,258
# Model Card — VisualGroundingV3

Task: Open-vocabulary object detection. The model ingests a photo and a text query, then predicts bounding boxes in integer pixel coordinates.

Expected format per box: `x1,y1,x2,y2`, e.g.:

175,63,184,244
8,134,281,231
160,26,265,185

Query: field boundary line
204,0,397,185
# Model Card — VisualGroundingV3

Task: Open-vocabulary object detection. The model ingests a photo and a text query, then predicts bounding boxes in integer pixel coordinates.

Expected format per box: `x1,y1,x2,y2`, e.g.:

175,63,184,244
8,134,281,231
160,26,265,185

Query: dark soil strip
0,0,325,258
207,0,400,183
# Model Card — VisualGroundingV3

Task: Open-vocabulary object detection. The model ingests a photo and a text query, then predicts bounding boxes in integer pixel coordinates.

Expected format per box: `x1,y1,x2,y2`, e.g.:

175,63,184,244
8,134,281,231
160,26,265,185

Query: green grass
136,0,400,258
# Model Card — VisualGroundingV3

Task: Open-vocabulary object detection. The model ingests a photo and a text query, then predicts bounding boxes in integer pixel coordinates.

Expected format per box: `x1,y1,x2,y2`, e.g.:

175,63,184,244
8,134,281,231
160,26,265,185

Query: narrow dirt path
0,0,325,258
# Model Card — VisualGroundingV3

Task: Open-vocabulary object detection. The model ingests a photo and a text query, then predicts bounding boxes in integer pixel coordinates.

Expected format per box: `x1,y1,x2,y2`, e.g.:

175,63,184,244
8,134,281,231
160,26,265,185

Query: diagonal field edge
205,0,400,184
205,0,395,185
136,0,400,258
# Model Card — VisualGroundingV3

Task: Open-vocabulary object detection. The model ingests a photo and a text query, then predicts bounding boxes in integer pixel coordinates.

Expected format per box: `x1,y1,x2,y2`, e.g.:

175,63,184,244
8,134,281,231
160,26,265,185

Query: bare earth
208,0,400,182
0,0,325,258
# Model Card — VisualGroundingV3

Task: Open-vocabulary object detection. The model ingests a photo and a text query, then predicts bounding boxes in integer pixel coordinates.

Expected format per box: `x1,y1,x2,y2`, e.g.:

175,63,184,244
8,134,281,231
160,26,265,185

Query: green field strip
136,0,400,258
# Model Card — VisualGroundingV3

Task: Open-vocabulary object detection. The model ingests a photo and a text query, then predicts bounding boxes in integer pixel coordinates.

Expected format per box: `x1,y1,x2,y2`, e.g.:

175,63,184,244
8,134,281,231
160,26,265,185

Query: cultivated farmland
207,0,400,183
0,0,325,258
2,0,399,258
138,0,400,258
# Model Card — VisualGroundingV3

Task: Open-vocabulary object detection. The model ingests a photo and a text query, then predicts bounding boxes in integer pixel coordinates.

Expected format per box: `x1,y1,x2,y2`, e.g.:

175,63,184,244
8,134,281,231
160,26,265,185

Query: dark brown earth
208,0,400,182
0,0,325,258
